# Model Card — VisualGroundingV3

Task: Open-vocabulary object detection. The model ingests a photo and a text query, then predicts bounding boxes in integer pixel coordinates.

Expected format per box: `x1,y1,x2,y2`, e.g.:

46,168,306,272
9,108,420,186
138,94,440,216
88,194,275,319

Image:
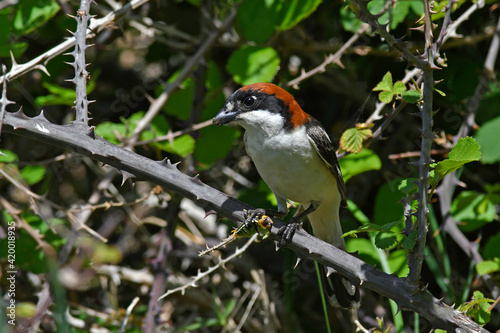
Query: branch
0,0,150,84
1,111,488,332
69,0,93,125
350,0,428,69
406,0,435,289
285,24,370,90
125,8,238,146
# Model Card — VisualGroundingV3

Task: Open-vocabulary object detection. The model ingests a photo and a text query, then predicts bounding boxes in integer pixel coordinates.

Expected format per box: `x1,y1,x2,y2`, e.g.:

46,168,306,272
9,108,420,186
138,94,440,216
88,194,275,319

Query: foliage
0,0,499,332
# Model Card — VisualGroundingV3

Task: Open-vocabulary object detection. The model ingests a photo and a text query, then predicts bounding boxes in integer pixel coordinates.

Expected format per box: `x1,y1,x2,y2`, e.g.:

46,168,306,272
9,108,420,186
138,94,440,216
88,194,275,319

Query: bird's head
213,83,310,132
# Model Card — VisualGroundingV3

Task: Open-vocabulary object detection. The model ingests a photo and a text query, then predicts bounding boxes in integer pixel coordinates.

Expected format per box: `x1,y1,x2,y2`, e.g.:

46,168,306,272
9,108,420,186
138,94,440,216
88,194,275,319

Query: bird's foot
277,218,302,248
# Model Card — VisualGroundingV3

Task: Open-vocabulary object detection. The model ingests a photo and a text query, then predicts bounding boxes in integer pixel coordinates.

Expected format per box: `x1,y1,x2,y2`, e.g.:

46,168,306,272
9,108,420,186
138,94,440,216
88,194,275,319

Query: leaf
373,72,393,92
374,231,397,249
13,0,60,36
435,137,481,177
402,229,418,251
276,0,322,30
237,0,280,43
476,259,500,275
397,178,418,194
483,232,500,260
340,127,372,153
162,77,194,120
0,150,18,163
401,89,421,103
458,291,494,326
96,122,127,145
392,81,406,95
451,191,496,232
475,116,500,164
338,149,381,182
387,249,409,277
226,46,280,85
155,134,196,158
20,165,46,185
378,90,394,104
194,126,240,166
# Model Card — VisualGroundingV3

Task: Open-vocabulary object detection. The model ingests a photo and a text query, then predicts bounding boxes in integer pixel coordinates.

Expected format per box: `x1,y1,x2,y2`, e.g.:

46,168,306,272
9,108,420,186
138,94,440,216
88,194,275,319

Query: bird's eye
243,96,257,108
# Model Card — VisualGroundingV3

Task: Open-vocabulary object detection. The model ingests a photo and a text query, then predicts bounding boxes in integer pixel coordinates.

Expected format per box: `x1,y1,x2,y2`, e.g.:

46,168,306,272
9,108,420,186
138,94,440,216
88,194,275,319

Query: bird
212,82,360,309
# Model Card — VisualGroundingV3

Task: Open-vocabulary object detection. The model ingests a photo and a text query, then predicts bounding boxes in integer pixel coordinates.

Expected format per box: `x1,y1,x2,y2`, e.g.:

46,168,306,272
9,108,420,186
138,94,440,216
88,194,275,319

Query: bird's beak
213,108,238,126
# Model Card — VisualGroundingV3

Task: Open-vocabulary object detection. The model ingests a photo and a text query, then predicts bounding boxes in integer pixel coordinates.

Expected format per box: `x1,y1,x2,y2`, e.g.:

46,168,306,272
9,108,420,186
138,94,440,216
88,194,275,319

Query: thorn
120,170,136,186
326,267,336,277
35,64,50,77
9,51,18,67
86,126,96,139
204,210,217,219
35,110,49,122
190,174,203,186
293,257,302,269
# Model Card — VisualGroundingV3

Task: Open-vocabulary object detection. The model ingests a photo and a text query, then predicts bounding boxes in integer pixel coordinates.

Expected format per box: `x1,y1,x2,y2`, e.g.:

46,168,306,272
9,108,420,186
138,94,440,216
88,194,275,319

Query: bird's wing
305,118,347,207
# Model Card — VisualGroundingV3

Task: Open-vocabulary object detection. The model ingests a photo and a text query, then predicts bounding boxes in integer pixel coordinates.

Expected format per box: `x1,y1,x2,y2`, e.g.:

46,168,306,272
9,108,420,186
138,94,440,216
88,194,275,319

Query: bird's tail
308,201,360,309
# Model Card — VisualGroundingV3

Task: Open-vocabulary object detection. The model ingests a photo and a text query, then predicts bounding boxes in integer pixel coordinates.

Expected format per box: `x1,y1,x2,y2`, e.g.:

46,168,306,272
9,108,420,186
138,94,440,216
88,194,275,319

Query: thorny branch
69,0,93,125
0,0,150,85
1,111,488,332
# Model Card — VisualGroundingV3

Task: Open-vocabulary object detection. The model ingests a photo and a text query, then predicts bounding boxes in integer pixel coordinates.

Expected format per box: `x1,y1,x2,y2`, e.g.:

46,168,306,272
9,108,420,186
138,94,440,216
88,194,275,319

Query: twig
134,119,212,146
232,271,262,333
118,297,140,333
285,24,370,89
0,65,15,140
0,165,106,242
0,0,150,84
159,233,259,300
69,0,93,125
351,0,428,69
125,8,238,146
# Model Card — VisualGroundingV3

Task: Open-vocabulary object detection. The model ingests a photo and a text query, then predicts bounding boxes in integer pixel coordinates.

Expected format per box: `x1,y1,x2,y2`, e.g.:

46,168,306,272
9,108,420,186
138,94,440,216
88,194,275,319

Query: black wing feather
305,118,347,207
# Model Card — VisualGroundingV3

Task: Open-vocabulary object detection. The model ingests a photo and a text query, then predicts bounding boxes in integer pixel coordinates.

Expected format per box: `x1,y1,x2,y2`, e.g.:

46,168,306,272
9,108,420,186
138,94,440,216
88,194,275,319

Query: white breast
243,122,336,206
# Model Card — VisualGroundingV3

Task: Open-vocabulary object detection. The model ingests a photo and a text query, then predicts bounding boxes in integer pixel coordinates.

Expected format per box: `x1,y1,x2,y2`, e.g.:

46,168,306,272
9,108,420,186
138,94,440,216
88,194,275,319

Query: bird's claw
276,218,302,248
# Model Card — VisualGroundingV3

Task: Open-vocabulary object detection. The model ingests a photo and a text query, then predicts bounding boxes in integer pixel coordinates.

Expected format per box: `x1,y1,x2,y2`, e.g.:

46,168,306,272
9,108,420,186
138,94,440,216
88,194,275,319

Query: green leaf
434,88,446,96
340,127,372,153
373,72,393,91
458,291,494,326
483,232,500,260
373,179,405,225
163,77,194,120
402,229,418,251
13,0,60,36
276,0,322,30
226,46,280,85
378,90,394,104
401,89,421,103
397,178,418,194
392,81,406,95
155,134,195,157
20,165,46,185
387,249,409,277
451,191,496,232
476,258,500,275
0,150,18,163
345,238,380,267
338,149,381,182
435,137,481,177
374,231,397,249
237,0,280,43
194,126,240,166
96,122,127,145
448,137,482,161
475,116,500,164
